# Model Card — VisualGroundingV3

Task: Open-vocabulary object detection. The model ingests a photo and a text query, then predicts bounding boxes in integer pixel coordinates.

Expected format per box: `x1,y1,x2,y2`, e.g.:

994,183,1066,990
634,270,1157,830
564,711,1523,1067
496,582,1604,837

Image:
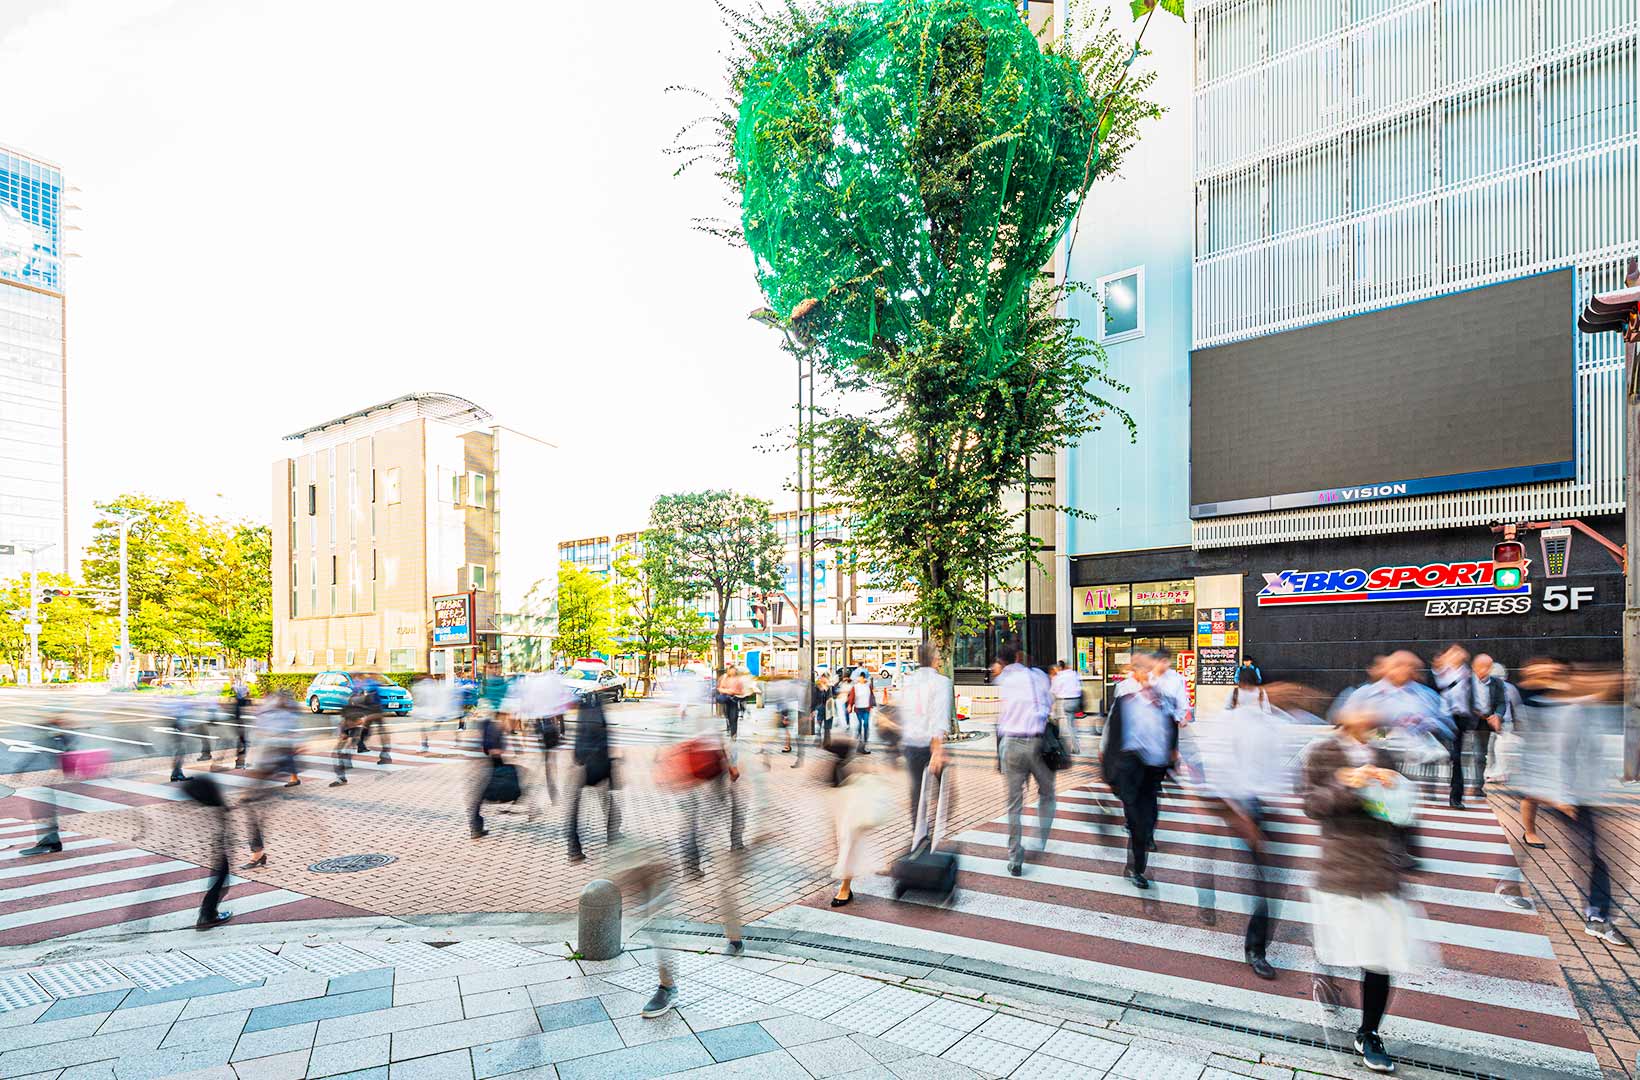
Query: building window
345,647,355,666
307,484,316,515
1095,266,1145,344
469,472,487,509
331,555,338,585
470,564,488,591
366,648,378,666
384,467,401,504
389,648,414,672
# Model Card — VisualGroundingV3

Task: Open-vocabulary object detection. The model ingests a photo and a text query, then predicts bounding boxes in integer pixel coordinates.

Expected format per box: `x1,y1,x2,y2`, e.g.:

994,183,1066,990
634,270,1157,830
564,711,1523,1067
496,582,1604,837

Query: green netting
735,0,1100,376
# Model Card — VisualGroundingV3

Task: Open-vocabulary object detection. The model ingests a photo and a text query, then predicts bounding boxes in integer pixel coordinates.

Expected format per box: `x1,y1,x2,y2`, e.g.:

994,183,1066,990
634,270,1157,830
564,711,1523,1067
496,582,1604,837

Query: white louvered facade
1190,0,1639,549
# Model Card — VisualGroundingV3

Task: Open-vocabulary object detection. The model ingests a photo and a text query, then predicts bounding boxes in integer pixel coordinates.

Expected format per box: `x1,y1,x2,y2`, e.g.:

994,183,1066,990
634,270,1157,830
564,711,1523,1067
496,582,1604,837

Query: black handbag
483,761,521,803
1041,721,1071,772
538,716,562,749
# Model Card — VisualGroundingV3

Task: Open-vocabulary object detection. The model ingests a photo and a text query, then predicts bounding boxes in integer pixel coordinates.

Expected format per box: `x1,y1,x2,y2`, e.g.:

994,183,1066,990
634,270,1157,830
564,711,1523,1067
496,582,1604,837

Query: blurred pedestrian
1101,652,1176,890
1301,704,1430,1074
331,684,366,788
900,644,950,843
19,714,72,856
812,672,832,748
848,668,875,753
470,706,508,839
996,645,1054,877
241,689,302,870
353,675,391,764
166,695,196,782
566,695,619,862
1049,660,1082,753
181,772,233,930
1150,647,1192,726
827,738,891,907
227,675,251,769
717,666,746,740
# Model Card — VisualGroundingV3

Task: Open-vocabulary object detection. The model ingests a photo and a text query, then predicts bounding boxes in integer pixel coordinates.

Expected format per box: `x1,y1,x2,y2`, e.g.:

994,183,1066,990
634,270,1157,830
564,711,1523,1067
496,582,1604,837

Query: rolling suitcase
891,765,956,901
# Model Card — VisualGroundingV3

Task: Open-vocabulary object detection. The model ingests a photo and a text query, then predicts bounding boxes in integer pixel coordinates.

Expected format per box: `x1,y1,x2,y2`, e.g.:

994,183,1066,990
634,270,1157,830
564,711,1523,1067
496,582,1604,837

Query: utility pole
102,506,147,689
15,541,53,686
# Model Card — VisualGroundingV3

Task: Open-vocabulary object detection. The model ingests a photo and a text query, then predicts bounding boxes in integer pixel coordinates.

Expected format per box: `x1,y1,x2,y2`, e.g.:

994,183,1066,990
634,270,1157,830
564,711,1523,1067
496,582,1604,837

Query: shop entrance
1076,631,1193,715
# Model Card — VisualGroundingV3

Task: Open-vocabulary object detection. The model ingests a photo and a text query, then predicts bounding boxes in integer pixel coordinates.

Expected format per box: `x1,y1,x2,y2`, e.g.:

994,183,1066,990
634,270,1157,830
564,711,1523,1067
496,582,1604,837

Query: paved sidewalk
0,918,1417,1080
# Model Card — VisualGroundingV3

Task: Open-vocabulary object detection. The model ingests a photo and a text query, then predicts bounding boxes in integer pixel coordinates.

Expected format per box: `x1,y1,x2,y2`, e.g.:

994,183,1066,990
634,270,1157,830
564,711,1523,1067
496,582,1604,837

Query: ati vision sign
1257,560,1530,616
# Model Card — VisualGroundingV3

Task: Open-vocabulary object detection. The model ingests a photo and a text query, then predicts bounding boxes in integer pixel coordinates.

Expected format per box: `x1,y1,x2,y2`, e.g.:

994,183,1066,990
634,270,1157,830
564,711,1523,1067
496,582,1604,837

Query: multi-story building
1062,0,1635,709
0,144,67,579
271,392,558,679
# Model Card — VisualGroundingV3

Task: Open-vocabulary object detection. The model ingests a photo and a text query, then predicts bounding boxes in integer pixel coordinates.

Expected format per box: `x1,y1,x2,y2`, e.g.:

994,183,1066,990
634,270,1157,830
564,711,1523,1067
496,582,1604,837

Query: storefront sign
431,592,475,647
1198,647,1240,685
1256,561,1527,607
1425,595,1532,616
1073,584,1129,623
1195,606,1240,647
1175,651,1196,709
1134,580,1193,607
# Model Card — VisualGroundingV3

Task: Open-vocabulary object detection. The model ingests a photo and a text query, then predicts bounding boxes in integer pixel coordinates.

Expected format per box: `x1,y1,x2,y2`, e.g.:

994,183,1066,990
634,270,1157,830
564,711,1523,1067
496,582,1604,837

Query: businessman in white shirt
1049,660,1083,753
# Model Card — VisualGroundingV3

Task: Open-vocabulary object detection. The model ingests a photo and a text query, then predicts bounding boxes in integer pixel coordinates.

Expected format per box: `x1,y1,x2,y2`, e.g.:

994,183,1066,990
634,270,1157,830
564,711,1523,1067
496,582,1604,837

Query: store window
469,472,488,509
1131,579,1195,621
1072,584,1130,623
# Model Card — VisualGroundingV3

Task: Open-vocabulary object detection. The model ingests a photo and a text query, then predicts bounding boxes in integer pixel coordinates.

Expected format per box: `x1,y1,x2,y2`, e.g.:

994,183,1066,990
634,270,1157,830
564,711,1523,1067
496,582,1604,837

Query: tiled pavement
0,926,1390,1080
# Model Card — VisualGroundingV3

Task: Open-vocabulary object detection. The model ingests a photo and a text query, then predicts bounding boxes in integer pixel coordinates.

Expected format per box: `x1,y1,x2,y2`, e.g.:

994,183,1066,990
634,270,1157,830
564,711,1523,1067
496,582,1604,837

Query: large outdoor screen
1190,269,1576,519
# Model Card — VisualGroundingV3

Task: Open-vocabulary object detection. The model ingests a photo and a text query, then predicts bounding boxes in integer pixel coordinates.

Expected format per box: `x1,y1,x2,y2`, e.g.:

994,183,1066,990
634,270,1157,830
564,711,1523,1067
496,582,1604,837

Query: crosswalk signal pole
15,541,53,686
102,507,146,689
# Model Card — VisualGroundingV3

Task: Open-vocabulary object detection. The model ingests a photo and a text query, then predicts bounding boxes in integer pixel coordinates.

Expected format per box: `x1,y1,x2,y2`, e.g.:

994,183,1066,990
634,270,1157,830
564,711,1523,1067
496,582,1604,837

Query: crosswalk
0,819,368,946
763,776,1600,1078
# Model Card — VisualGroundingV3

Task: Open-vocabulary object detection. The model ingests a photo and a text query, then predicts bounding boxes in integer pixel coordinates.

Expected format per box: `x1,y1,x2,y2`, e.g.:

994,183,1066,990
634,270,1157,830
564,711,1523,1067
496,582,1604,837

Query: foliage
679,0,1168,667
647,491,783,672
555,561,617,661
613,538,713,690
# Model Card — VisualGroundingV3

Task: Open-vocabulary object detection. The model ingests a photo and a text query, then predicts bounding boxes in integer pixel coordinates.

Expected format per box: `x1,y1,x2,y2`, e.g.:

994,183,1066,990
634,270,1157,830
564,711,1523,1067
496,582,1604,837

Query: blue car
303,671,413,716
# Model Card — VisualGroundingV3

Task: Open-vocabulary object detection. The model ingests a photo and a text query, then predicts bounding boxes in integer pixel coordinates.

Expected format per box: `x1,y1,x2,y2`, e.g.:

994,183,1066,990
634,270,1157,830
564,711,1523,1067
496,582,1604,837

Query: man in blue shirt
996,646,1054,877
1100,652,1179,890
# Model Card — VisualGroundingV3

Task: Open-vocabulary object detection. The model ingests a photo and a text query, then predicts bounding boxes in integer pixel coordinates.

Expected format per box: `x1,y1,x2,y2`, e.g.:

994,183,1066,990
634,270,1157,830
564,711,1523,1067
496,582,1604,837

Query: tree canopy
648,491,783,672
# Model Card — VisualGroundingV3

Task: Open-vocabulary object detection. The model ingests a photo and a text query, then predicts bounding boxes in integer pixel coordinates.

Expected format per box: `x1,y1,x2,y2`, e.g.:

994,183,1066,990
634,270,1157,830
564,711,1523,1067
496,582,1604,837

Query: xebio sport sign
1257,560,1530,616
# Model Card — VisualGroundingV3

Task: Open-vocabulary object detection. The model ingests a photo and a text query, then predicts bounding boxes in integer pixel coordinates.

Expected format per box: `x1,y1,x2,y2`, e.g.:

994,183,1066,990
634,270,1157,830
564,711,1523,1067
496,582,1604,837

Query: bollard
577,878,622,961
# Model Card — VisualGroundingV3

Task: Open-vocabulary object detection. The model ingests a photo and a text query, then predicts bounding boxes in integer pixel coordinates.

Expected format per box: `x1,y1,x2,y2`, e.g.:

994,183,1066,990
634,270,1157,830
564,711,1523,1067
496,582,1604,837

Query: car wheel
308,696,323,714
614,688,624,703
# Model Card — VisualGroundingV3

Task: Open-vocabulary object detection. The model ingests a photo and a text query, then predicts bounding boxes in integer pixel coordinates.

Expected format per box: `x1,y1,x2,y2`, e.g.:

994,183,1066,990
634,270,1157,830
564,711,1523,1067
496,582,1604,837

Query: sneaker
194,911,233,931
724,939,744,957
1354,1030,1395,1072
640,984,678,1018
378,754,392,765
1585,918,1632,947
329,778,347,787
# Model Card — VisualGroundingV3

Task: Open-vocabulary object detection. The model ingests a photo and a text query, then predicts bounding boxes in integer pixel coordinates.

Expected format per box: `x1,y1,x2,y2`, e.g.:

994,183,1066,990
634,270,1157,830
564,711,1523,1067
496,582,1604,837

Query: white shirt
1153,666,1191,724
1120,684,1175,766
899,666,952,749
996,663,1046,737
1050,669,1081,700
1435,662,1472,717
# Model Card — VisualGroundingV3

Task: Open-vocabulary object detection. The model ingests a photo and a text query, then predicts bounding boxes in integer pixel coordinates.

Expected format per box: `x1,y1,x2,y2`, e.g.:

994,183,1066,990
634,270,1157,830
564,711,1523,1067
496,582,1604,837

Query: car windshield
564,668,598,682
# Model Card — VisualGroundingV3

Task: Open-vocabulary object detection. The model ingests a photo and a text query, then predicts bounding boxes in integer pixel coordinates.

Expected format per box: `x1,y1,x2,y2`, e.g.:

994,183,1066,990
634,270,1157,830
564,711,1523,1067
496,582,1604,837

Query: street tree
648,492,782,672
679,0,1173,686
555,561,616,661
39,585,117,679
614,538,712,693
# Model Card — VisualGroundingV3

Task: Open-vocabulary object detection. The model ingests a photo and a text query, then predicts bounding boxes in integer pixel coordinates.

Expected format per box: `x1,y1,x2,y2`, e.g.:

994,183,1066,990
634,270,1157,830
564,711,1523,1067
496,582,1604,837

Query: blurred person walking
812,672,832,748
1301,704,1430,1073
353,676,391,764
240,689,303,869
331,684,367,788
1101,652,1177,890
717,666,747,740
166,695,198,782
826,737,892,907
1434,646,1505,807
566,694,620,862
848,668,876,753
469,706,511,839
996,646,1055,877
1050,660,1083,753
20,714,73,857
900,644,950,842
180,771,234,930
227,675,252,769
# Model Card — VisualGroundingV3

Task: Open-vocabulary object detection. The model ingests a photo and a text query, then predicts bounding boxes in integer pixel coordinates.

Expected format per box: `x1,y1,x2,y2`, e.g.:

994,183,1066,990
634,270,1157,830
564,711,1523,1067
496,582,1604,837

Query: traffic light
1492,540,1528,590
39,587,70,605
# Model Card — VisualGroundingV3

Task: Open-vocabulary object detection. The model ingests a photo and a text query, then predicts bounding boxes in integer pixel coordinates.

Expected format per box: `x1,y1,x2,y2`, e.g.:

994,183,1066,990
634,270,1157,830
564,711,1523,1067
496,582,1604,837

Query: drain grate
660,927,1512,1080
309,853,396,874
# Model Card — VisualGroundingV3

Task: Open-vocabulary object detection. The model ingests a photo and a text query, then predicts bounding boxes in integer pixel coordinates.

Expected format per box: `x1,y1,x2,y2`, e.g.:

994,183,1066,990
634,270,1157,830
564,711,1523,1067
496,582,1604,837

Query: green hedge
253,671,423,699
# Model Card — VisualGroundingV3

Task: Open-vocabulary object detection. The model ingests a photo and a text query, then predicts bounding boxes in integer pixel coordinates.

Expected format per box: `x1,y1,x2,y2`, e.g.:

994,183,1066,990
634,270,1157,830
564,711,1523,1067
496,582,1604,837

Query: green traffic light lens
1495,567,1522,589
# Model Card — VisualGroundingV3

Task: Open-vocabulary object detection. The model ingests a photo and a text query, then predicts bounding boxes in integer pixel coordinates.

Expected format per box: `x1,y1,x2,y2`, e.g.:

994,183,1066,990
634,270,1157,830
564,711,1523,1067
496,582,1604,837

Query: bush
252,671,423,699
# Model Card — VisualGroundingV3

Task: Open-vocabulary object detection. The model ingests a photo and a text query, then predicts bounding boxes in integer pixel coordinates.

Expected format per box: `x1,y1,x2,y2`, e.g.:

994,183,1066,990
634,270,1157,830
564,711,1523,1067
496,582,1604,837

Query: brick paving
1489,788,1640,1079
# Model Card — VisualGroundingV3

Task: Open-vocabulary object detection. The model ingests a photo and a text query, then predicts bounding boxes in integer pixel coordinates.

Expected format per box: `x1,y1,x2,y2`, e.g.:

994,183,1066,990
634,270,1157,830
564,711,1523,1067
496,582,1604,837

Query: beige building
272,392,558,677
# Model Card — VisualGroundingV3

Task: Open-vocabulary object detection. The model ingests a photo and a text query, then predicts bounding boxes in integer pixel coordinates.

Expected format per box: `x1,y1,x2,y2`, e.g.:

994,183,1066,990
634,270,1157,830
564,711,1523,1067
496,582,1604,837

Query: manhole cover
309,854,396,874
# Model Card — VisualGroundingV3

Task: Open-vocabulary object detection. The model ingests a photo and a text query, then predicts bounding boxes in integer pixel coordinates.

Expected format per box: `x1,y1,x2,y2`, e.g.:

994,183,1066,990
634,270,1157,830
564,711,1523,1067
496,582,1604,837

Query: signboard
1073,584,1128,623
1175,651,1197,709
1198,647,1240,685
431,592,475,647
1196,606,1240,648
1255,561,1527,607
1133,580,1193,607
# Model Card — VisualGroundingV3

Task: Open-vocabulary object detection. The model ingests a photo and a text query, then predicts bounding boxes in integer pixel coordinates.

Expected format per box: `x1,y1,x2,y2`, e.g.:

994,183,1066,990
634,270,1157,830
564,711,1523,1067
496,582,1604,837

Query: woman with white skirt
1301,705,1433,1074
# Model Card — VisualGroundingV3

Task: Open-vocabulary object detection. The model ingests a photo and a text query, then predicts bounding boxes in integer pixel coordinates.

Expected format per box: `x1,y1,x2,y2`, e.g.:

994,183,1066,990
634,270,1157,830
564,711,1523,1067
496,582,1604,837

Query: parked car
563,666,625,705
302,671,413,715
134,670,160,687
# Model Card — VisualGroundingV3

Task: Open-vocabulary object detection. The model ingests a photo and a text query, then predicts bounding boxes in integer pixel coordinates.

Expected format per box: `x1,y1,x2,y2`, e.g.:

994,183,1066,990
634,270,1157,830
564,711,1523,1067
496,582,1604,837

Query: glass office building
0,144,67,578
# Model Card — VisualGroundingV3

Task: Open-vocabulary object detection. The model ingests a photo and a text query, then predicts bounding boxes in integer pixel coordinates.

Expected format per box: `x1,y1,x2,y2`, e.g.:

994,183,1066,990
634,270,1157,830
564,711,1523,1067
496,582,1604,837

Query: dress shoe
20,841,62,857
240,854,267,870
195,911,233,930
1127,871,1150,890
1246,951,1277,980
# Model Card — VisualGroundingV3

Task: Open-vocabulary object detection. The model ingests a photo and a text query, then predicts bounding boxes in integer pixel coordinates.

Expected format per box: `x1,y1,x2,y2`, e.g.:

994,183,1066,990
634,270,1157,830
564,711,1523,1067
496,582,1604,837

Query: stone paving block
574,953,637,976
70,1037,231,1080
456,963,579,997
698,1021,782,1063
469,1020,623,1078
878,1016,965,1057
758,1013,850,1048
387,1048,473,1080
940,1032,1032,1077
907,997,992,1034
663,1047,814,1079
973,1011,1059,1053
1203,1056,1295,1079
244,988,392,1034
1010,1051,1098,1080
96,998,187,1035
231,1047,311,1080
808,972,884,1001
535,996,608,1033
0,1002,49,1029
316,1071,387,1080
329,969,395,996
280,946,383,979
883,1054,984,1080
58,1064,117,1080
124,975,253,1010
1038,1027,1127,1071
461,987,530,1020
613,1011,691,1047
1110,1039,1209,1080
163,1008,250,1050
847,1033,921,1065
787,1034,881,1078
764,963,838,987
593,989,650,1020
350,942,455,976
391,1008,541,1062
314,998,464,1046
112,951,214,991
231,1019,316,1062
177,977,331,1021
526,976,617,1009
444,940,545,968
306,1034,390,1078
188,948,302,985
676,991,787,1033
27,962,132,1001
0,972,51,1014
39,989,128,1022
394,977,457,1007
0,1012,120,1054
551,1033,712,1080
778,990,855,1022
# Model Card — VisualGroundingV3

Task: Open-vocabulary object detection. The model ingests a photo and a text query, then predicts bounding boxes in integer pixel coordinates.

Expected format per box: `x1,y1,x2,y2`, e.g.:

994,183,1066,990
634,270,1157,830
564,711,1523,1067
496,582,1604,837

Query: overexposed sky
0,0,798,548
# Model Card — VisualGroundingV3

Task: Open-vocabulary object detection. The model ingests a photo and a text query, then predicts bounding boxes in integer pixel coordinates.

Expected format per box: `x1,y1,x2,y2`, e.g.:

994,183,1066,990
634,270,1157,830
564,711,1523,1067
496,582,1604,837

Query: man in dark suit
1101,654,1180,890
1447,652,1507,806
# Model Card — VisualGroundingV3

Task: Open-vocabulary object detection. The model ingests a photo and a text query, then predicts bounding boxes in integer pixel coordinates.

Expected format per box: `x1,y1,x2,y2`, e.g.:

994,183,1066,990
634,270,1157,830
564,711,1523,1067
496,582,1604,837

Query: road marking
80,778,193,802
0,859,197,903
8,788,134,814
0,839,112,865
0,873,242,930
0,721,150,746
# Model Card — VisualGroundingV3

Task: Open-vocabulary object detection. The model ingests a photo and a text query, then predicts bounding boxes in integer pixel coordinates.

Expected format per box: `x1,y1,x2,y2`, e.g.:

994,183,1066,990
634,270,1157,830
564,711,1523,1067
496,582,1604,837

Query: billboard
431,592,475,647
1190,270,1576,518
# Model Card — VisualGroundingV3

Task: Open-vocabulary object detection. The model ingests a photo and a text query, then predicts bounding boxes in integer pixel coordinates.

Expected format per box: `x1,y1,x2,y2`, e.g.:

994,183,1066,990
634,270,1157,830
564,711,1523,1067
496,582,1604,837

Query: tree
679,0,1171,685
555,561,616,661
648,492,783,673
38,582,117,679
614,537,714,693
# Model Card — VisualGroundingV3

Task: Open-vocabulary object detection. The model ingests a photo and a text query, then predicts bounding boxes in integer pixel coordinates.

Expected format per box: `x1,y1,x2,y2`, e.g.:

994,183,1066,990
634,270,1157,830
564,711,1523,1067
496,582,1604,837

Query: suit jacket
1439,673,1508,725
1100,692,1178,799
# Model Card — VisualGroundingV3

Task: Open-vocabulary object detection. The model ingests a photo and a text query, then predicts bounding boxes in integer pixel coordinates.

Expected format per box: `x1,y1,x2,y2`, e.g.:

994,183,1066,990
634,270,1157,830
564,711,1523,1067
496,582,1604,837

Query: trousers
1001,735,1055,865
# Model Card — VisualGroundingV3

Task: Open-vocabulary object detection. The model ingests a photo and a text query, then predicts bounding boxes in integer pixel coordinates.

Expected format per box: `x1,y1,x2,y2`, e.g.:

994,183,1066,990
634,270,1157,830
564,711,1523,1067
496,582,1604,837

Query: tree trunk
930,616,960,735
714,596,729,673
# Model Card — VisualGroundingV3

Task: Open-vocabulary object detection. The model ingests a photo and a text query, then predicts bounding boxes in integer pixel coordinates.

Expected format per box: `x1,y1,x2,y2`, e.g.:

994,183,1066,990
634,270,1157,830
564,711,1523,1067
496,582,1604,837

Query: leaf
1131,0,1184,18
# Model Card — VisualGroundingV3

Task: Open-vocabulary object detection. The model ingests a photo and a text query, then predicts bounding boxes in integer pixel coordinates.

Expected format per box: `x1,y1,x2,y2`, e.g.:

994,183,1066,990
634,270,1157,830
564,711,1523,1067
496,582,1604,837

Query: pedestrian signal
1539,527,1572,579
1491,540,1528,590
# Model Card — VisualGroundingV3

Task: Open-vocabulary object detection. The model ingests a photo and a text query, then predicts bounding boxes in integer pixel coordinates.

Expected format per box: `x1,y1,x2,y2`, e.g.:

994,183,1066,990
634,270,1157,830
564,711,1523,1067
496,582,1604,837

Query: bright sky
0,0,799,550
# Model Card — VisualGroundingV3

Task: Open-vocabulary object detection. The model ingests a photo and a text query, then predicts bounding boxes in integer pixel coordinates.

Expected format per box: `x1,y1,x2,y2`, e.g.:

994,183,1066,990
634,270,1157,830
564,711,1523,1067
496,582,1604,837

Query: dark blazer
574,698,613,786
1438,672,1509,725
1100,691,1179,796
1301,736,1403,897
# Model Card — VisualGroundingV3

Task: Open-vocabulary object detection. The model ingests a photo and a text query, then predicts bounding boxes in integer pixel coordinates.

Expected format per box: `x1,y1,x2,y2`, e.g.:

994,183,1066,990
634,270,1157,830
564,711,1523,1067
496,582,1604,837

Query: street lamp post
12,541,54,685
101,507,147,689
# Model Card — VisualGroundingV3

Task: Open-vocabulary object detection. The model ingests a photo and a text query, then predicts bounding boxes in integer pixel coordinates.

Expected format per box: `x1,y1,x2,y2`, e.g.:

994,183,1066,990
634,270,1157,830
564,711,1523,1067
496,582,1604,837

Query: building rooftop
282,392,492,441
